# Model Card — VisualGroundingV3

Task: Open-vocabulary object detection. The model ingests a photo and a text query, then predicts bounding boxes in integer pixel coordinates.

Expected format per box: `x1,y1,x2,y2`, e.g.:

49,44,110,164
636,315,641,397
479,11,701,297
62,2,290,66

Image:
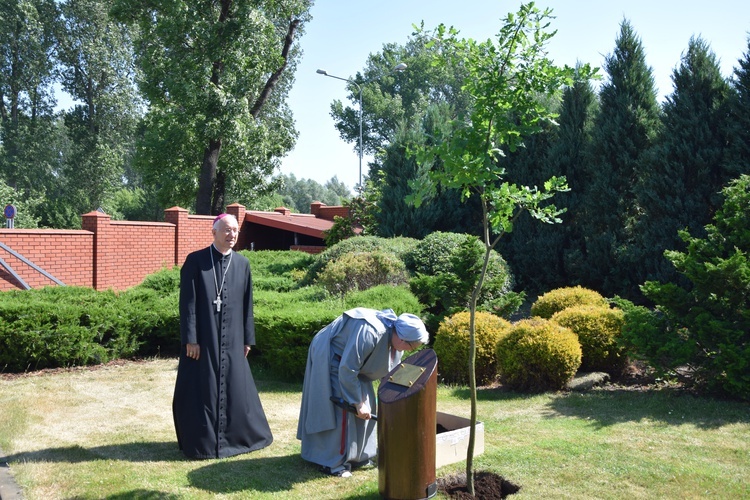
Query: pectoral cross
213,297,222,312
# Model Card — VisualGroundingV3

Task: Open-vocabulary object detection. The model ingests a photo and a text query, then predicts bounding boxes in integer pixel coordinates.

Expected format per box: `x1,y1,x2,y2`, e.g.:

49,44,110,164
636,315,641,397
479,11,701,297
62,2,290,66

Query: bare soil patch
438,471,520,499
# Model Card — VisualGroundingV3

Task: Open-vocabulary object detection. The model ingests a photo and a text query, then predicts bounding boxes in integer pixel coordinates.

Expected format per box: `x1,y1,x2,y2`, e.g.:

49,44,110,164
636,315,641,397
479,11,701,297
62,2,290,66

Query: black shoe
320,466,352,478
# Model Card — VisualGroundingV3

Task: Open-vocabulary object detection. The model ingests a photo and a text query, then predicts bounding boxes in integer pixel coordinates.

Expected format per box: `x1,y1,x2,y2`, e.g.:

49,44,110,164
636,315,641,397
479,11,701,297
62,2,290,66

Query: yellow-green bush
531,286,608,319
495,318,582,392
551,305,626,374
433,311,512,385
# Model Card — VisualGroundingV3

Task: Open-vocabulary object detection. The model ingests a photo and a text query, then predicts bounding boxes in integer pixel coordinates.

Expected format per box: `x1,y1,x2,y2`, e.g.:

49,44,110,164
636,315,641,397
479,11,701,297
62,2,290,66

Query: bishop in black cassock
173,213,273,459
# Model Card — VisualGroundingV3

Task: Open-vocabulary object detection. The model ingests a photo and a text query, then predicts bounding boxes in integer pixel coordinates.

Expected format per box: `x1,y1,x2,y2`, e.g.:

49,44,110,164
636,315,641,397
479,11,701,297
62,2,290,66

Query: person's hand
244,345,251,357
355,400,372,420
185,343,200,360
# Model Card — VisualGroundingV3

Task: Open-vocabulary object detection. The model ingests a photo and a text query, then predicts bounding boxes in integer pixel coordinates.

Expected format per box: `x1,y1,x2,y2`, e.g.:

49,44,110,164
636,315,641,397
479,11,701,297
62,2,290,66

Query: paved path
0,449,22,499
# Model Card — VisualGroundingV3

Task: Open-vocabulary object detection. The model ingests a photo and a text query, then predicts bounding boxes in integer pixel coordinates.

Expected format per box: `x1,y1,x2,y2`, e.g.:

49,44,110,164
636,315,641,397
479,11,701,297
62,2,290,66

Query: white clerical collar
211,243,232,256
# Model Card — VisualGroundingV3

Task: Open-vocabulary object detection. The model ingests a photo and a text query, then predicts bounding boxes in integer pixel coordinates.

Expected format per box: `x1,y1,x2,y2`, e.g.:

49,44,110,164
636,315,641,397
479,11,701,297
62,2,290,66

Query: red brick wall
0,202,327,292
1,207,219,292
0,229,93,290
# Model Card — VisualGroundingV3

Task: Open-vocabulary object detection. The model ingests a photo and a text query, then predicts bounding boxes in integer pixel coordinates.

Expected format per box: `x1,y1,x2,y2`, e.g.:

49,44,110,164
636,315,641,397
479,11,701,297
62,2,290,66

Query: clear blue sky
282,0,750,192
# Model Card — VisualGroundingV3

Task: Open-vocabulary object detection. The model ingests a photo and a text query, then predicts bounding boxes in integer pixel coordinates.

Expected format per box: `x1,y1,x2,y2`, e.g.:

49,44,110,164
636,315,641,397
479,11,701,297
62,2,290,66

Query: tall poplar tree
0,0,60,208
579,20,661,298
50,0,142,226
634,37,731,286
112,0,312,215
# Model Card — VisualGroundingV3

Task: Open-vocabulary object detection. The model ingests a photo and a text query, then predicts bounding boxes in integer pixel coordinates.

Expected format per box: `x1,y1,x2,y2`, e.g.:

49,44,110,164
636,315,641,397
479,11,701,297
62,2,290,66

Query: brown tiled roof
244,210,334,239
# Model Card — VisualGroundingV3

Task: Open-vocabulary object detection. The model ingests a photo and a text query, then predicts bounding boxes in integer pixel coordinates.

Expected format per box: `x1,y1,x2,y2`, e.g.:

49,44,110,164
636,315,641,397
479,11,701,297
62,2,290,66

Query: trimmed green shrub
302,235,418,285
551,305,626,374
405,232,519,332
0,287,136,371
316,251,409,296
119,287,180,356
495,318,582,392
531,286,608,319
137,266,181,295
244,250,315,292
343,284,424,315
433,311,512,385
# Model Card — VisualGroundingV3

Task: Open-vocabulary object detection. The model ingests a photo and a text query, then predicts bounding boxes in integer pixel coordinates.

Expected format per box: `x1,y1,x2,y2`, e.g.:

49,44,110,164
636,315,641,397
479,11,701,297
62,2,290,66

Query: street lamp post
317,63,407,193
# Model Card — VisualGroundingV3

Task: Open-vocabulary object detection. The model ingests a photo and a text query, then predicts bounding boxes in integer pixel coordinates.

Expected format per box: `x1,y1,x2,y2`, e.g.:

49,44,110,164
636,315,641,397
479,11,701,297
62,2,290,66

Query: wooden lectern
378,348,438,500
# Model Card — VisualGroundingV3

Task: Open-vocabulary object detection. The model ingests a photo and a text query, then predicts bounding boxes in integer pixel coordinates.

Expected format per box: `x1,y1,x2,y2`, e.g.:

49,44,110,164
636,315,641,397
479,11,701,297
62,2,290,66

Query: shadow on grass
446,383,750,430
545,389,750,429
187,454,340,495
104,490,182,499
2,441,182,464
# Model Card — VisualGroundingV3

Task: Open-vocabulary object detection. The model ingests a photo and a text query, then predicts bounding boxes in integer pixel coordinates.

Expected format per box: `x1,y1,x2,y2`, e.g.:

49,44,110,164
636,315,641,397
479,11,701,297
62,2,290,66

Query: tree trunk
194,16,301,215
196,138,221,215
211,169,227,215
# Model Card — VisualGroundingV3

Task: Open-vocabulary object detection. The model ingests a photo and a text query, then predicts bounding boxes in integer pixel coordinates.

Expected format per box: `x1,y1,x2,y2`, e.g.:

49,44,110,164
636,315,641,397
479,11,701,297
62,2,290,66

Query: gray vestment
297,308,402,473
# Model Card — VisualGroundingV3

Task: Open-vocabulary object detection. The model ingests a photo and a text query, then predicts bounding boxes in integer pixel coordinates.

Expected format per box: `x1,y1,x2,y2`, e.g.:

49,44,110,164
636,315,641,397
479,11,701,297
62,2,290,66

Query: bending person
297,308,428,477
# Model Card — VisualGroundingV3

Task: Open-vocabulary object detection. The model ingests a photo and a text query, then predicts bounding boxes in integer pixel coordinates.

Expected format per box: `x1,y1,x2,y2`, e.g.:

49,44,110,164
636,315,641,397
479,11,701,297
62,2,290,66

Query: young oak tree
411,3,595,493
111,0,312,214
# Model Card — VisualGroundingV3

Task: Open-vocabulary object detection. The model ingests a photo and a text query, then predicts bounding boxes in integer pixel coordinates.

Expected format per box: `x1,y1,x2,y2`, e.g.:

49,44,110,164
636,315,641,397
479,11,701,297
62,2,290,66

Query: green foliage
405,232,517,329
410,6,591,487
433,311,512,385
112,0,312,213
551,305,626,374
531,286,609,319
0,287,136,371
578,20,662,298
638,175,750,400
632,36,732,291
495,318,582,392
348,192,379,236
323,215,356,247
137,266,181,295
244,250,315,292
275,173,350,213
302,235,418,285
316,251,409,297
609,296,676,376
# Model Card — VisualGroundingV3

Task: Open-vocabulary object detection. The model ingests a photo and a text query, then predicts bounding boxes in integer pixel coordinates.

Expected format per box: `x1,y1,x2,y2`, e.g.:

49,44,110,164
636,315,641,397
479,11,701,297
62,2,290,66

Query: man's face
212,217,239,253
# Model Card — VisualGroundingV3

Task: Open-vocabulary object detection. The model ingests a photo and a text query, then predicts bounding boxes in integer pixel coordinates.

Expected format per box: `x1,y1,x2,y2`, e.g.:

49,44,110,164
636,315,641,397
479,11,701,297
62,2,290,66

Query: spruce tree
580,20,661,299
634,37,731,287
555,70,600,288
375,105,480,237
725,37,750,179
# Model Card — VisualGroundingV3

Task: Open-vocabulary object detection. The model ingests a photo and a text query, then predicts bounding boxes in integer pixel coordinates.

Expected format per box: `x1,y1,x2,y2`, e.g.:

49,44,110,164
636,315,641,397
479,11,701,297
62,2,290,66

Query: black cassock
173,245,273,459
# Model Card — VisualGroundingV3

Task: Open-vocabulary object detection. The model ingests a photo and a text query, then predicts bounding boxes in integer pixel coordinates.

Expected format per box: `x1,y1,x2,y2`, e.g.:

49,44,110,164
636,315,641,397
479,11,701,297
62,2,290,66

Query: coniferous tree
634,37,731,287
725,37,750,179
579,20,661,299
556,69,600,285
499,117,560,293
375,104,480,238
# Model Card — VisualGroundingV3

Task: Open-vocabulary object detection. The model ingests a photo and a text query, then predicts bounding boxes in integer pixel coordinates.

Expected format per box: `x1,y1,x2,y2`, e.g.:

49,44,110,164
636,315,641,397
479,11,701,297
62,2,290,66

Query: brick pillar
164,206,189,266
226,203,247,250
311,201,323,216
81,210,112,290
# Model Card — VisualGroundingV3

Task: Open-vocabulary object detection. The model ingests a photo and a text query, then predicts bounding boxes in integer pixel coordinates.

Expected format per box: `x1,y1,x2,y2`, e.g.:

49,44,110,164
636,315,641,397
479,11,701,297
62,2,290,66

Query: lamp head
393,63,407,72
316,69,328,75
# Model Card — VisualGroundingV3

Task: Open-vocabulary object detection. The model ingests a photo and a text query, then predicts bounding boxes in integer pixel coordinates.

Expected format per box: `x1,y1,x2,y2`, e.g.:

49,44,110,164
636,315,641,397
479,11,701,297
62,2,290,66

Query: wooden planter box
435,411,485,468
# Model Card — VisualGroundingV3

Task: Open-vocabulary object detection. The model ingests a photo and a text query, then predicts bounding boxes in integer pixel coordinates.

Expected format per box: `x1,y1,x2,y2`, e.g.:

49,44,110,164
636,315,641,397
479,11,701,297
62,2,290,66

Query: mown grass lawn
1,358,748,499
